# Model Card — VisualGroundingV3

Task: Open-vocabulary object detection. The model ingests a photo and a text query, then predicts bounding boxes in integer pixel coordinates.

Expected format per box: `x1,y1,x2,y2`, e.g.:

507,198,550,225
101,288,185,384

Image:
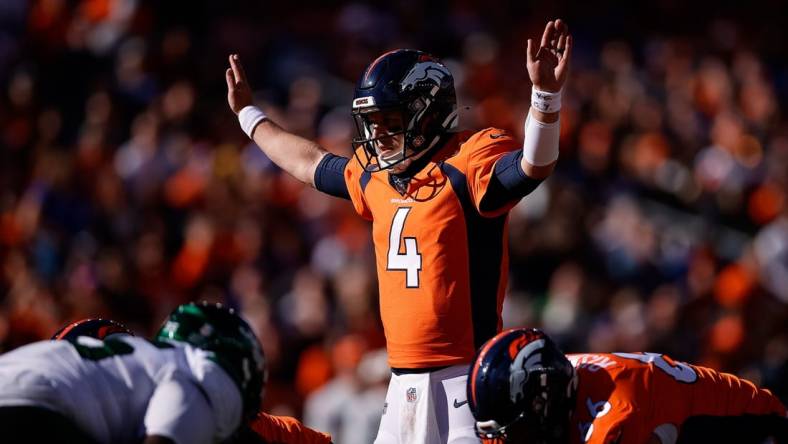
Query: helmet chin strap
377,147,406,169
392,132,453,179
377,127,452,175
376,142,426,171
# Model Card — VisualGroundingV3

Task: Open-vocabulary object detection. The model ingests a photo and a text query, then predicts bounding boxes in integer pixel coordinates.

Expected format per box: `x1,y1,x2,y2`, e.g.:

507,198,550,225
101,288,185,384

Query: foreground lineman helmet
468,328,576,443
351,49,458,172
52,318,133,341
155,302,266,418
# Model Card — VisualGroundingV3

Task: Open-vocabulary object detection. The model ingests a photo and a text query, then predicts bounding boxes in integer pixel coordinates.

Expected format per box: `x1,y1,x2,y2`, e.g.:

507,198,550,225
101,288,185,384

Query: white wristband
531,87,562,113
522,112,560,166
238,105,267,138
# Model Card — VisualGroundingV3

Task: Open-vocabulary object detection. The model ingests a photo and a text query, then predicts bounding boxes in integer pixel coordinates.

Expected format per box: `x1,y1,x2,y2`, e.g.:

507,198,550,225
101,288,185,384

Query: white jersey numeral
387,207,422,288
614,352,698,383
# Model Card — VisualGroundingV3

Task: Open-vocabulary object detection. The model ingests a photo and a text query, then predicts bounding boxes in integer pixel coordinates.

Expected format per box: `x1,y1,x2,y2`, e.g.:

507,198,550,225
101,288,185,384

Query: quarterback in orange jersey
467,328,788,444
227,18,572,443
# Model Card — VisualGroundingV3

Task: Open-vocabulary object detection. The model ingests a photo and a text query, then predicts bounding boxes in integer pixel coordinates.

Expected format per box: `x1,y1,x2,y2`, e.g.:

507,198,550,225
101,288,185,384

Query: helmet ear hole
410,98,426,112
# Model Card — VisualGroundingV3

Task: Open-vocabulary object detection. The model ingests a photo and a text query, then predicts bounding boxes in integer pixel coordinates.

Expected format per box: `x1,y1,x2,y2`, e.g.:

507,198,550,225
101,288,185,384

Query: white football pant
374,364,480,444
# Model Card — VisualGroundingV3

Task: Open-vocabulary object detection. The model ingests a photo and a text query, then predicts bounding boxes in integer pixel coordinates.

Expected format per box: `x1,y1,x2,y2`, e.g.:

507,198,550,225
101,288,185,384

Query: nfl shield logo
406,387,417,403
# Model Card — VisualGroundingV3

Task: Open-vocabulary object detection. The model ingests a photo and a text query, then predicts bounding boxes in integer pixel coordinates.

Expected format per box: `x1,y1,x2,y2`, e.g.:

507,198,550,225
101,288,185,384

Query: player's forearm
530,107,559,124
520,106,559,179
250,119,328,187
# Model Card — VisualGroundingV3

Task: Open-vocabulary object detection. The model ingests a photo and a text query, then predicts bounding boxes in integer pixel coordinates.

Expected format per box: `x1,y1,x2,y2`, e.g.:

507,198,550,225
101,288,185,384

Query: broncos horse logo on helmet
352,49,458,173
155,301,267,420
508,336,550,405
468,328,577,443
400,60,453,94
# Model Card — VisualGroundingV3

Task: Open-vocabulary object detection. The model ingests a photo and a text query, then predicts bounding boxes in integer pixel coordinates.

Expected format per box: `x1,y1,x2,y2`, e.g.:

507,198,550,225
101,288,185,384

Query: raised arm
522,19,572,179
226,54,328,186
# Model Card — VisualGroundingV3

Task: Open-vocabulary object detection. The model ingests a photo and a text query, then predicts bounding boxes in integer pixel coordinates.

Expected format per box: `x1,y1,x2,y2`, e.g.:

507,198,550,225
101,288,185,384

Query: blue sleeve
314,153,350,200
479,150,543,213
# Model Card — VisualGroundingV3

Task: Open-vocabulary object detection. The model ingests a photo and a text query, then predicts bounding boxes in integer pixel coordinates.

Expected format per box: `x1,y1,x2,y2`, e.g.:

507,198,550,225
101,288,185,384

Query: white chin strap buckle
377,149,405,169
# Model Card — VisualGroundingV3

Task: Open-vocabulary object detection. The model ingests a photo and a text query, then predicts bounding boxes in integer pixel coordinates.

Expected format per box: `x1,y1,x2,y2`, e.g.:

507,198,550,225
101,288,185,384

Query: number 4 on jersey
388,207,422,288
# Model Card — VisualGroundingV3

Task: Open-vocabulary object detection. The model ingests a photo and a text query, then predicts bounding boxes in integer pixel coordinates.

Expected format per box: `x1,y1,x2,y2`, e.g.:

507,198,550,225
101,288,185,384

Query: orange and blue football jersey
338,128,526,368
566,353,787,444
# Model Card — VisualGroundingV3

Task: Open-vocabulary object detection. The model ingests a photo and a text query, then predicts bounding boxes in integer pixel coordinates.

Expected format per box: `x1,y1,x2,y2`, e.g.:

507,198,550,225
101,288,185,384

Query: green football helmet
155,301,266,418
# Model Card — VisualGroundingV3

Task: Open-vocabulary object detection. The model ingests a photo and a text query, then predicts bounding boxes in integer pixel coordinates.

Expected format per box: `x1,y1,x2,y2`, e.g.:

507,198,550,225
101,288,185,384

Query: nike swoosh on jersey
453,399,468,408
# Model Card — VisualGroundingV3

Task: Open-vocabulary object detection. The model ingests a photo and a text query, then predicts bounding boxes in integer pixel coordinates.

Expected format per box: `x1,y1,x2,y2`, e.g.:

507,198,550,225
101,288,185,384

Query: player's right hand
226,54,253,115
526,19,572,93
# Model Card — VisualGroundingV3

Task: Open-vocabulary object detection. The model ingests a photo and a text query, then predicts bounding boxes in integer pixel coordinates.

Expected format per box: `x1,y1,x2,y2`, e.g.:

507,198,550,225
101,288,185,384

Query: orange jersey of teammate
248,412,332,444
566,352,787,444
343,128,522,369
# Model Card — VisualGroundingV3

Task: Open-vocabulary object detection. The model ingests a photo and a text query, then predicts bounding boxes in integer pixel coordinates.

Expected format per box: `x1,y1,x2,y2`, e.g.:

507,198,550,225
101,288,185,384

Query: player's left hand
527,19,572,92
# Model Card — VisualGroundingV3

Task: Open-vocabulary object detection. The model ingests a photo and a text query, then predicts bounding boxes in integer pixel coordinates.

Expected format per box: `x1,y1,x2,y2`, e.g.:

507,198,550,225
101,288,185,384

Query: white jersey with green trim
0,336,242,444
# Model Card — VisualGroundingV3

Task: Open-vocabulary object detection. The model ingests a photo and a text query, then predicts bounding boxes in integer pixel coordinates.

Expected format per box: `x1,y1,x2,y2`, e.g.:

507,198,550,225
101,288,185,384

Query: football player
467,328,788,444
0,302,266,444
226,19,571,444
48,316,332,444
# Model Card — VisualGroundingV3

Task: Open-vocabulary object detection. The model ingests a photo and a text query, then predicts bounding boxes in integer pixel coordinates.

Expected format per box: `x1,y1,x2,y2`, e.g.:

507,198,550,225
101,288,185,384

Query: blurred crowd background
1,0,788,442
